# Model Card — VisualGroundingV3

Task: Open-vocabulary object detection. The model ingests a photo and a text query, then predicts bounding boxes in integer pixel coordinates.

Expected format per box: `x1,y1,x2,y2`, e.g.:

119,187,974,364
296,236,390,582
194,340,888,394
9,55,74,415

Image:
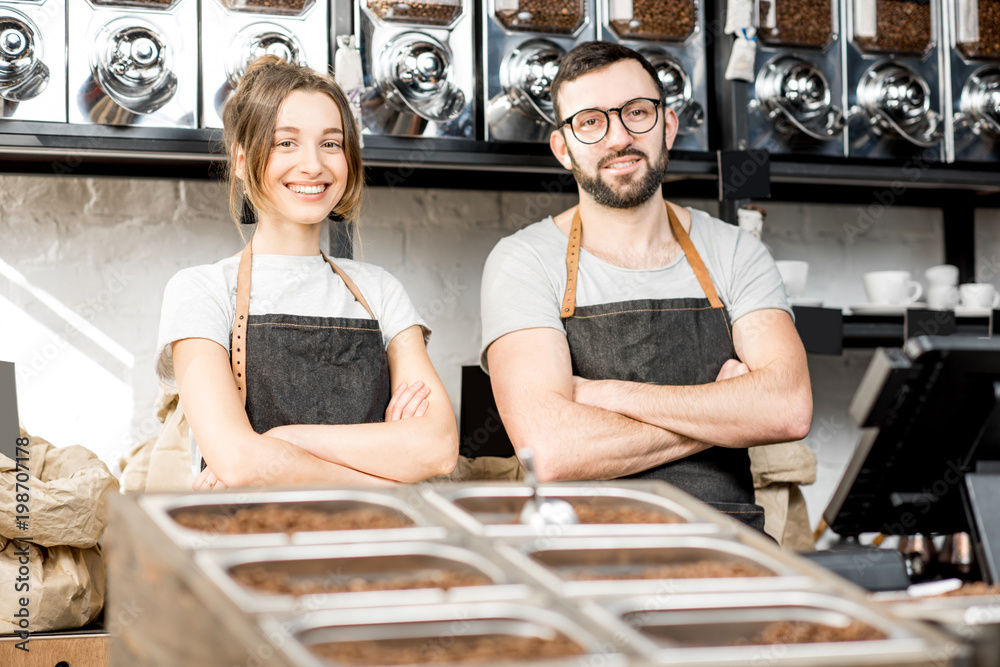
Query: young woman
155,56,458,490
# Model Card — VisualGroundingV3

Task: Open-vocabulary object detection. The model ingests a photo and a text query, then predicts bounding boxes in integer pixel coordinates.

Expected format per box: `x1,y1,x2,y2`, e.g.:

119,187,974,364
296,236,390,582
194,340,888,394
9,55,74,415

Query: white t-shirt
156,253,428,387
480,207,791,370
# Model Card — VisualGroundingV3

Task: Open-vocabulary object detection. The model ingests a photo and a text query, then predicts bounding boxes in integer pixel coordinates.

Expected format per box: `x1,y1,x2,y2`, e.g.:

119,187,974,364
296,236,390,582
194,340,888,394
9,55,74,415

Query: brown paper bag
0,429,116,634
119,386,195,493
750,441,817,550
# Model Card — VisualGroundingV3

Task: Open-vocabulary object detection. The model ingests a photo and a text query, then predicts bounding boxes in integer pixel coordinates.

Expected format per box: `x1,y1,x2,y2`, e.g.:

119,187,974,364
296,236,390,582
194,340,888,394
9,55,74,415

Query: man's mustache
598,148,648,170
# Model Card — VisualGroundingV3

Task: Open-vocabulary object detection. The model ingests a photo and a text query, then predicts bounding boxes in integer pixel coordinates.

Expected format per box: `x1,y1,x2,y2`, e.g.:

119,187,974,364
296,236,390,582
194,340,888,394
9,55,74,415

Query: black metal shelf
794,306,994,354
2,122,999,200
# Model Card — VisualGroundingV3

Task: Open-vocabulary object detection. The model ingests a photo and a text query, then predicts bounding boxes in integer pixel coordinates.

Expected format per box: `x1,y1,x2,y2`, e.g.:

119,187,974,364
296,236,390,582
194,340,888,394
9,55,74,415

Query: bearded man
479,41,813,533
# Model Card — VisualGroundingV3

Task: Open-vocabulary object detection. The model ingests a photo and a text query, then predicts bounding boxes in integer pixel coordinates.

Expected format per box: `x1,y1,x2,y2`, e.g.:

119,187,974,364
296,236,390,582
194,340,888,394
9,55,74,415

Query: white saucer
788,297,824,307
954,305,994,317
849,302,927,316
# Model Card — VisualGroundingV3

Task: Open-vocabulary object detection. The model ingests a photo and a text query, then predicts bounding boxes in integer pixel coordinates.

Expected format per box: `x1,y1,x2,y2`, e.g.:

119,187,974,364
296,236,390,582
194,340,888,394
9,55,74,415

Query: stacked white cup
925,265,960,311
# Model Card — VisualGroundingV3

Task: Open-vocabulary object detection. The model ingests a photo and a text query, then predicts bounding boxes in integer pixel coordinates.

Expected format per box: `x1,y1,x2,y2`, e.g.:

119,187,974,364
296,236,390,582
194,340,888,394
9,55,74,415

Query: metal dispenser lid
640,48,703,135
857,61,940,147
754,55,843,140
499,38,563,125
961,66,1000,139
227,24,306,87
0,8,48,101
93,19,177,115
375,32,464,122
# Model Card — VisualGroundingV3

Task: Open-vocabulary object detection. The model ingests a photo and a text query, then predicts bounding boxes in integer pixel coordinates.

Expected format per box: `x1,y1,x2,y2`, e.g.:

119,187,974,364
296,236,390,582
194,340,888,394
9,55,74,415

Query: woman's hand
384,380,430,422
193,465,228,492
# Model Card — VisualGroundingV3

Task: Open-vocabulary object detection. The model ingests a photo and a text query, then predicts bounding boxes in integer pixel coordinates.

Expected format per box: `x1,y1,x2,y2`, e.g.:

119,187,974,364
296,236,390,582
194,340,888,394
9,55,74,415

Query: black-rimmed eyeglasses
559,97,662,144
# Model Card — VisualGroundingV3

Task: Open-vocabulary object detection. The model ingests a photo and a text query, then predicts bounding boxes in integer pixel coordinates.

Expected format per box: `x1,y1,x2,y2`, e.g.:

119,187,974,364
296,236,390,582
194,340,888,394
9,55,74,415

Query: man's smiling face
551,59,678,210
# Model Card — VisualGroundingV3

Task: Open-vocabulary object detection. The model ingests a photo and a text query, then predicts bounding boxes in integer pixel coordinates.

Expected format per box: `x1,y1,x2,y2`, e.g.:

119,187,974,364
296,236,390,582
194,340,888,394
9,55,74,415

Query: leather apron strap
230,244,376,406
560,202,724,319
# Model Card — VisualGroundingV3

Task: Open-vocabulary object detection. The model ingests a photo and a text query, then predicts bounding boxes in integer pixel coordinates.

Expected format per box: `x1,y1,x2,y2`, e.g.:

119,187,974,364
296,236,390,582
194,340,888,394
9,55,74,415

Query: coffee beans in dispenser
845,0,945,159
745,0,847,156
596,0,708,152
0,1,66,123
484,0,597,142
947,0,1000,161
68,0,196,128
354,0,473,138
200,0,328,129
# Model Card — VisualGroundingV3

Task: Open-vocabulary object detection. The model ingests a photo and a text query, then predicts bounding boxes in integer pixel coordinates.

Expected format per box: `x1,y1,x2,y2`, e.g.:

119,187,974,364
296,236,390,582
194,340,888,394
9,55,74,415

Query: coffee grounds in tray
739,620,888,644
959,0,1000,60
368,0,461,24
937,582,1000,597
758,0,833,48
569,502,685,524
504,501,684,524
609,0,695,41
565,559,772,580
496,0,584,34
172,506,412,534
231,565,492,595
853,0,932,56
311,634,585,665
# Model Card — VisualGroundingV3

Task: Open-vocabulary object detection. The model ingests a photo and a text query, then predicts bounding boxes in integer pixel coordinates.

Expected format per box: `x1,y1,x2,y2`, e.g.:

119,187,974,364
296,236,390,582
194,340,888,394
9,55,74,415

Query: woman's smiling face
251,89,350,228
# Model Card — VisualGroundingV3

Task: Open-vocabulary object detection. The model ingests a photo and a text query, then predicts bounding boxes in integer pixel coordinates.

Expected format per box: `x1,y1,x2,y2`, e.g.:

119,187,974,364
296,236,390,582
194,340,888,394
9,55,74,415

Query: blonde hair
221,55,364,230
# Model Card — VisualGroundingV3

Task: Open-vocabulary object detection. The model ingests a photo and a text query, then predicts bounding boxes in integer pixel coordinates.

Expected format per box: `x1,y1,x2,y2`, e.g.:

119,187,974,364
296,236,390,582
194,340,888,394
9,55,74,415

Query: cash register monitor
824,336,1000,543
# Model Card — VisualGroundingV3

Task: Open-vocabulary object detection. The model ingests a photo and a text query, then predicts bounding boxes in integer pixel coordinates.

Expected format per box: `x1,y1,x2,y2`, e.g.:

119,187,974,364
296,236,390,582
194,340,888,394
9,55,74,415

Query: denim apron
206,244,391,467
561,203,765,532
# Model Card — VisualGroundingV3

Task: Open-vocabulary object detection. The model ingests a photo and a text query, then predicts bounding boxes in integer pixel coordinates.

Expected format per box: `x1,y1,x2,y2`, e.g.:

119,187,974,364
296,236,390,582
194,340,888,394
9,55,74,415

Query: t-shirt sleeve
155,267,233,387
726,229,793,324
480,237,564,372
376,269,430,348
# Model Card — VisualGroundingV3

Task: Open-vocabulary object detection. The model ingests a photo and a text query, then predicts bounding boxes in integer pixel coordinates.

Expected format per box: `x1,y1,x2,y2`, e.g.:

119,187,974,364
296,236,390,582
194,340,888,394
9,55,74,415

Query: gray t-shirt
480,207,791,370
156,253,428,387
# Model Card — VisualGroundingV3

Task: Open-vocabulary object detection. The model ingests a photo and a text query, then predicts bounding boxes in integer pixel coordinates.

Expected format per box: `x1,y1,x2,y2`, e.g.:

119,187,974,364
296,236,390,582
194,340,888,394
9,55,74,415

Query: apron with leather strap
201,244,392,469
561,202,765,532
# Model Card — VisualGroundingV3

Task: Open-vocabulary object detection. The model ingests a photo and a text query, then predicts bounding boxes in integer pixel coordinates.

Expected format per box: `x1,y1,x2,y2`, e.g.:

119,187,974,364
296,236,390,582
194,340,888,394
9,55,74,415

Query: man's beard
569,141,669,210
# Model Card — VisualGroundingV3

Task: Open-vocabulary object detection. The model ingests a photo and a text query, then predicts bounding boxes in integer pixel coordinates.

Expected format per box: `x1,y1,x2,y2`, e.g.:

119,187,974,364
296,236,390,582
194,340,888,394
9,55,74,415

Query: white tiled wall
3,171,999,537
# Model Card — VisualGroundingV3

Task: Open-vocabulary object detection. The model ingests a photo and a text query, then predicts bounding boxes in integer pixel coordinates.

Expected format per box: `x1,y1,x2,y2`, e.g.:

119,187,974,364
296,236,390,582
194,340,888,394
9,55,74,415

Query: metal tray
494,535,820,598
872,590,1000,667
196,540,536,613
420,481,723,538
263,601,644,667
598,590,962,666
139,488,448,550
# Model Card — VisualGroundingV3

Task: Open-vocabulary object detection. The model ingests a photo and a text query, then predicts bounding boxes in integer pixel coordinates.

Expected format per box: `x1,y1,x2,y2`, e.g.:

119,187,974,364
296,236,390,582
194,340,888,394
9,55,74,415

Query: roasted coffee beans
610,0,696,41
368,0,461,25
758,0,833,48
496,0,584,34
959,0,1000,60
854,0,932,56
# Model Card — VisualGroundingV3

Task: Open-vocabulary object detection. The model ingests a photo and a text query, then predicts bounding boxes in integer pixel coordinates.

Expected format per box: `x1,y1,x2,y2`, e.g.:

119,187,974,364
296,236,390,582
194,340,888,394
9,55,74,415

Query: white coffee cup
924,264,959,287
863,270,923,305
775,260,809,298
927,285,960,310
959,283,1000,309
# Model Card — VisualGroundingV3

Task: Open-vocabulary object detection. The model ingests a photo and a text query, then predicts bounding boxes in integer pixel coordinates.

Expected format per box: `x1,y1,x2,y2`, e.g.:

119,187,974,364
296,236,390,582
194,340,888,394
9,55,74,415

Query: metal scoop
518,448,578,528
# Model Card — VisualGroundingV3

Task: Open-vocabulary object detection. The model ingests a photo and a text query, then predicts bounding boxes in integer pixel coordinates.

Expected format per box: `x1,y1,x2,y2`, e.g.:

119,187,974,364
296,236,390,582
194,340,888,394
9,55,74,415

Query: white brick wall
2,171,998,537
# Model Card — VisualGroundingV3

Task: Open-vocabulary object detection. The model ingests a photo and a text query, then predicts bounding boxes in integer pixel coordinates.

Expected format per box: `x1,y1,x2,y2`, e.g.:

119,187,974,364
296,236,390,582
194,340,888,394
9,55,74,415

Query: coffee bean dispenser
0,0,65,123
354,0,474,138
844,0,945,159
596,0,708,152
200,0,329,129
68,0,196,128
747,0,847,156
484,0,597,142
946,0,1000,161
